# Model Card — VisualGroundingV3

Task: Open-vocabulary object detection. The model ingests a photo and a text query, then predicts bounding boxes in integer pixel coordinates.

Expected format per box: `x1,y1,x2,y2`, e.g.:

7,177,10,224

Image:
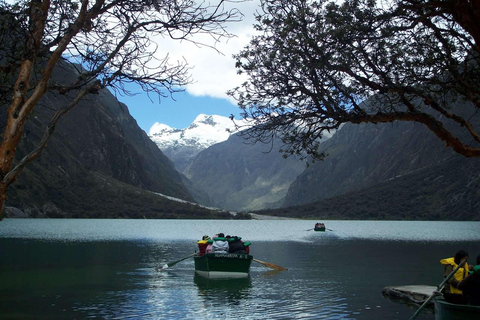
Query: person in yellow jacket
440,250,472,304
197,235,211,256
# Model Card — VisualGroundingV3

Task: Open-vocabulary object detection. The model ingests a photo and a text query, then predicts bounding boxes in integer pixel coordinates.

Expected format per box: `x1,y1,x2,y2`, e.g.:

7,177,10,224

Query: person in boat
440,249,472,304
205,241,213,254
458,254,480,306
211,233,229,253
244,240,251,254
197,235,211,256
228,236,248,254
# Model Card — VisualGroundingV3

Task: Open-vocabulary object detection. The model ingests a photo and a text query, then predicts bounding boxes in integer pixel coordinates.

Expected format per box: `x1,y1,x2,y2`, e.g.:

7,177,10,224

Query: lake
1,219,479,319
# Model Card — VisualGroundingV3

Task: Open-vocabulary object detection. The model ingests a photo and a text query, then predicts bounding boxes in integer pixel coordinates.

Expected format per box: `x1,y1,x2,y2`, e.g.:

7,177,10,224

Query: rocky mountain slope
256,101,480,220
1,60,235,219
184,132,306,211
173,100,480,219
283,99,480,208
282,121,457,206
257,154,480,220
149,114,248,172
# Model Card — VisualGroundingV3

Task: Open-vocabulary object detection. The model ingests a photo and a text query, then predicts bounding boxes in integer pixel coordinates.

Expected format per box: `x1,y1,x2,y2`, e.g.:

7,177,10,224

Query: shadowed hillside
1,60,241,219
184,133,305,211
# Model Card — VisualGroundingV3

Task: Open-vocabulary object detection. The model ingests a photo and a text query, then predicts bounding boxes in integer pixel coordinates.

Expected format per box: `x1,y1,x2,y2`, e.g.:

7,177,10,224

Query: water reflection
381,291,435,316
2,220,479,319
194,273,252,294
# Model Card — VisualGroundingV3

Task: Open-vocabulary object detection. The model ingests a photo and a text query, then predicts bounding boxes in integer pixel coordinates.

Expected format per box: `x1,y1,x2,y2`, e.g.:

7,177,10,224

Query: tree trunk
0,1,51,220
0,1,102,220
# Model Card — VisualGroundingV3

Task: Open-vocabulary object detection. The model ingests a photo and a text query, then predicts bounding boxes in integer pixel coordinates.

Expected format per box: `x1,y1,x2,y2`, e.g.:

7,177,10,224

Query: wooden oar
253,258,287,271
326,228,334,231
305,228,314,231
156,253,197,271
408,259,467,320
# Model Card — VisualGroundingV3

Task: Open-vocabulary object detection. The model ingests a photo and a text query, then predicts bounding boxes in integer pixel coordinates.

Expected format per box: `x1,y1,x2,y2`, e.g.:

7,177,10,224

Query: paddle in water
253,258,287,271
156,253,197,271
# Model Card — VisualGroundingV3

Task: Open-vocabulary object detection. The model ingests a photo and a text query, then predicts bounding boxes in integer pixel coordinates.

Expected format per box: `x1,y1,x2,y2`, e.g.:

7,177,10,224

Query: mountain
282,121,457,207
149,115,331,212
183,132,306,212
149,114,248,172
144,95,479,219
254,101,480,220
149,115,309,212
1,60,237,219
257,154,480,220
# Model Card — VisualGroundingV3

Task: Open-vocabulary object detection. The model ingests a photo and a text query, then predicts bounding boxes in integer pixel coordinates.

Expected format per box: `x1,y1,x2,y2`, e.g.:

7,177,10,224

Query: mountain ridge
149,114,249,172
2,60,240,219
167,102,480,220
183,132,306,211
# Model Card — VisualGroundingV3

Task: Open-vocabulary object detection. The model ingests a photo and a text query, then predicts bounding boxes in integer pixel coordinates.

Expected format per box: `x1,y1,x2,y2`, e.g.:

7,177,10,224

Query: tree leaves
229,0,480,161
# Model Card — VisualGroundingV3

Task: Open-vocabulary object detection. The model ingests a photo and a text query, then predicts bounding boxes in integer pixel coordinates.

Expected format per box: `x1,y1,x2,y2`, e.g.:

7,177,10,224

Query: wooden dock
382,285,437,305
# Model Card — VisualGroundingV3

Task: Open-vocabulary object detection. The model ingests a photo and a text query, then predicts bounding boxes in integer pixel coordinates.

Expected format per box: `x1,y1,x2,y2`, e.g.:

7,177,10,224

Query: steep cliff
272,101,480,219
282,120,457,206
1,60,228,218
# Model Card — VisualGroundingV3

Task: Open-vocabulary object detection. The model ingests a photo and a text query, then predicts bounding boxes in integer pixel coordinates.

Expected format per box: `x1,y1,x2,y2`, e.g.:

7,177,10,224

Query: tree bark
0,0,51,220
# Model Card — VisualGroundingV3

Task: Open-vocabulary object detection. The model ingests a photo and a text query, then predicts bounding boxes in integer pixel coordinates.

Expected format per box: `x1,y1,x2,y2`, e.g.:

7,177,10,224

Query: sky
112,1,261,133
114,84,244,133
2,0,260,132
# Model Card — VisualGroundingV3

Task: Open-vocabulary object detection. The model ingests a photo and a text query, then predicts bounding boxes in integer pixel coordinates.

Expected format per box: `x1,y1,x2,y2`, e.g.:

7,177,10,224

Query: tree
0,0,242,220
228,0,480,161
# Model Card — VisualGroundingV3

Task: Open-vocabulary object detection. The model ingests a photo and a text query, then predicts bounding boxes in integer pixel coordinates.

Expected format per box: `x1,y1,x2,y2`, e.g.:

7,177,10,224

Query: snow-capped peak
149,122,173,134
149,114,246,150
148,114,249,172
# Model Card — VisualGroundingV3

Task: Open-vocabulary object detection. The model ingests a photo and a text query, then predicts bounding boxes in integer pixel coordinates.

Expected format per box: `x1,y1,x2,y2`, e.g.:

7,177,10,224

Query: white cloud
152,0,260,102
3,0,259,103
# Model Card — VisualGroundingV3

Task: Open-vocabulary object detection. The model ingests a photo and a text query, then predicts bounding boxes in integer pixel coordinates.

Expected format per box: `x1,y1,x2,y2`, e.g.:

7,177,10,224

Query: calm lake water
1,219,479,320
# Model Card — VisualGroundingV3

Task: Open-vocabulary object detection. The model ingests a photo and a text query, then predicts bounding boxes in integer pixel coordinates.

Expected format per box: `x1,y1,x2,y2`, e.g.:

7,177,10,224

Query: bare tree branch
228,0,480,161
0,0,244,219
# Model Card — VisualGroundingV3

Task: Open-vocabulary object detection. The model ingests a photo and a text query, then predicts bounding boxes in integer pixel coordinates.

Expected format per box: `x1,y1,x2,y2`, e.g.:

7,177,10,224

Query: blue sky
114,1,260,133
3,1,259,132
115,87,243,132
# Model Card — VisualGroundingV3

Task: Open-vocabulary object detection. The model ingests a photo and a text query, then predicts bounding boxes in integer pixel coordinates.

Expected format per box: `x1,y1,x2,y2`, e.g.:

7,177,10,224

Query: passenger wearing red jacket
197,235,210,256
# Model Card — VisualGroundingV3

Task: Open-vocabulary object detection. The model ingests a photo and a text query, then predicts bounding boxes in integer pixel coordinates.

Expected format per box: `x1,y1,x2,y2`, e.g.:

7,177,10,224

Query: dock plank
382,285,437,305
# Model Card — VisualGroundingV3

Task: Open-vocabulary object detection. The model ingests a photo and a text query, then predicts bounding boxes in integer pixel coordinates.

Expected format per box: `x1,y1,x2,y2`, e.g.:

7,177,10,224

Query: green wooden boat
434,296,480,320
194,253,253,279
314,223,326,231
